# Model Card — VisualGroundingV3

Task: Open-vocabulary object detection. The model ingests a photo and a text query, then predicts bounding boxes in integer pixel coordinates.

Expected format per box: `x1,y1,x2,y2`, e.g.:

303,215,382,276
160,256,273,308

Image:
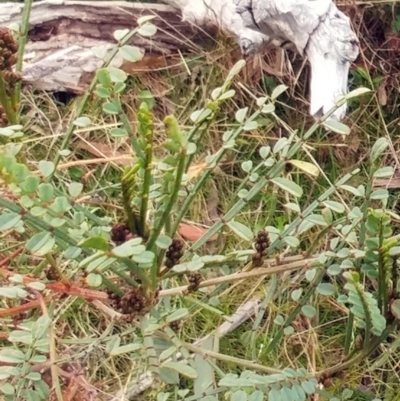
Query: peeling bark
2,0,359,119
170,0,359,119
1,1,216,92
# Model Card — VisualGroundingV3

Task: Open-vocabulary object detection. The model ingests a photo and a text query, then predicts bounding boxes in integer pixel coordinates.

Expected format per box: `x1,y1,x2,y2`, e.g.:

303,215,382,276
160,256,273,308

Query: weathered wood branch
1,0,217,92
2,0,359,119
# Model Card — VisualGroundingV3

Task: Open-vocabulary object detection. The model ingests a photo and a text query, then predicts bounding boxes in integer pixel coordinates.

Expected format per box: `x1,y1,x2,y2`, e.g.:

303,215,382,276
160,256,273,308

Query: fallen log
2,0,360,119
1,0,217,93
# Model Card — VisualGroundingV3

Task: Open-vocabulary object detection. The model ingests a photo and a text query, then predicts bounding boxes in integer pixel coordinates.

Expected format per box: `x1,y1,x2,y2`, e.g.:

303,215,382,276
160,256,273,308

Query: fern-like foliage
342,272,386,336
218,368,318,401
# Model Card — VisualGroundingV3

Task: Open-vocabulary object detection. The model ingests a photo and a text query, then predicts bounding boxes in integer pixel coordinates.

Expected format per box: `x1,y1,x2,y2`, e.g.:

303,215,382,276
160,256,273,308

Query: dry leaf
377,81,387,106
187,162,208,182
76,140,133,166
178,223,217,242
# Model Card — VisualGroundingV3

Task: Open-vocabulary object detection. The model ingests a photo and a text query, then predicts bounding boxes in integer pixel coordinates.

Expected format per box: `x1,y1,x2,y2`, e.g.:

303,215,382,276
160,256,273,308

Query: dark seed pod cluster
252,230,269,267
0,27,21,127
45,266,59,281
187,272,202,292
165,239,184,268
111,222,135,245
169,320,181,332
119,288,148,315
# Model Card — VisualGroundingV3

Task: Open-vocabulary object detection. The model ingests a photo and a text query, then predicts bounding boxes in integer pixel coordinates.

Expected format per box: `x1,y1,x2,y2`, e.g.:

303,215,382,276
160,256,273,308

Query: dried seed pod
111,222,134,245
165,239,184,269
252,230,269,266
187,272,202,292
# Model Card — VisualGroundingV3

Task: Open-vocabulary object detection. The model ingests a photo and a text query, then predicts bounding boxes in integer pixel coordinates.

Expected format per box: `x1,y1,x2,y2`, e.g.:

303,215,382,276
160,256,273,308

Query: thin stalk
251,274,278,359
171,110,261,235
185,118,214,171
265,267,326,354
183,342,283,375
318,323,397,378
119,257,152,289
140,315,159,374
159,257,318,297
12,0,33,109
344,172,373,355
50,27,143,178
119,110,143,159
0,71,17,124
45,254,70,286
148,148,186,251
343,313,354,355
100,275,125,297
189,168,359,255
377,223,386,314
139,115,154,238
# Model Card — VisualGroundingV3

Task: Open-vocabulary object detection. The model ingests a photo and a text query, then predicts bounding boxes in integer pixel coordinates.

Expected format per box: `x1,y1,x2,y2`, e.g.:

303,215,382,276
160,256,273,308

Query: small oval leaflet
235,107,248,123
91,45,108,59
301,305,317,318
370,137,389,163
231,390,248,401
26,232,55,256
38,160,55,178
288,160,319,177
227,221,254,241
166,308,189,323
110,343,143,356
138,23,157,37
161,361,198,379
68,182,83,198
322,119,350,135
249,390,264,401
243,120,259,131
0,212,21,231
241,160,253,173
291,288,303,301
218,89,236,101
271,177,303,198
113,29,129,41
86,273,102,288
119,45,143,62
73,116,91,127
316,283,335,296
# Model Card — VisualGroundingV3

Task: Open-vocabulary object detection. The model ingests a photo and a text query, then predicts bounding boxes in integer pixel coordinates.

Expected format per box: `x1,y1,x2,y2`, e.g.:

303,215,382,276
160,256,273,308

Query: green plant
1,7,400,401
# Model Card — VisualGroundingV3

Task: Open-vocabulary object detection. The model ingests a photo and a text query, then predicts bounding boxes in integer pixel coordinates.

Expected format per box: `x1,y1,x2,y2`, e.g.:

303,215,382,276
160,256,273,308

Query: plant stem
159,257,318,297
139,115,153,238
171,110,261,235
318,322,397,378
0,70,17,124
50,27,143,178
183,341,283,375
12,0,33,110
119,110,144,159
265,267,326,354
148,149,186,251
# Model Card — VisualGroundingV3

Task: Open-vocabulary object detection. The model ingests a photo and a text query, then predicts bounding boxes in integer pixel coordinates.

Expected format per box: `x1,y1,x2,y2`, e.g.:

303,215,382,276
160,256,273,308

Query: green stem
344,313,354,355
0,71,17,124
139,120,154,238
265,267,326,354
183,341,283,375
50,26,143,178
318,323,397,378
119,110,144,159
100,275,125,296
148,149,186,250
140,315,159,374
12,0,33,109
189,168,359,255
171,110,262,235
